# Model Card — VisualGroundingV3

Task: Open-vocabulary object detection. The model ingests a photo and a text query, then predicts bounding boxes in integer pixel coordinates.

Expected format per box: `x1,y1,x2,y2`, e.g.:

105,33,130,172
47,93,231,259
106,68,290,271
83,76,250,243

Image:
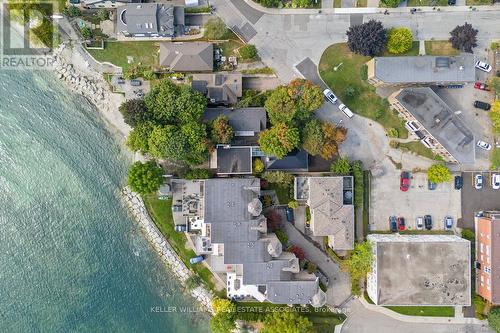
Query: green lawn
385,306,455,317
319,43,408,139
356,0,368,6
492,148,500,170
407,0,448,5
143,196,225,297
399,141,444,161
466,0,492,4
334,0,342,7
424,40,460,56
268,183,293,205
382,41,420,57
86,41,160,70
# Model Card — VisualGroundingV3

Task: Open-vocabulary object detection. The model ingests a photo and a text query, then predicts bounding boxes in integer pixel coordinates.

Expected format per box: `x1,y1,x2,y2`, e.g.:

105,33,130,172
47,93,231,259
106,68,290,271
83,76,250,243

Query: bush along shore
122,187,214,313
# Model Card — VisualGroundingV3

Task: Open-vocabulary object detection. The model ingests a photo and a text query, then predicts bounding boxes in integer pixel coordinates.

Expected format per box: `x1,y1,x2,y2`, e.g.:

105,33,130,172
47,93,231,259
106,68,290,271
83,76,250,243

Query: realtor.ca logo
1,1,57,69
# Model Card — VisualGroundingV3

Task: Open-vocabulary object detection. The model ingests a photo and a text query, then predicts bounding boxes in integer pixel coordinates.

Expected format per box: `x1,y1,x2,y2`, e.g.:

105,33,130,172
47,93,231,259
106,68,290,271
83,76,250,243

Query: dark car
424,215,432,230
400,172,410,192
397,216,405,231
447,0,456,4
285,207,294,223
389,216,397,232
474,101,491,111
428,180,437,190
454,176,463,190
130,79,142,86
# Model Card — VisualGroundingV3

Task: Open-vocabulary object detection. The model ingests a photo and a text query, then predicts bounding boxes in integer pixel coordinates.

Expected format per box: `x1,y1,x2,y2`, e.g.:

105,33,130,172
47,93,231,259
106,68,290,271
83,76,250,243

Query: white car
323,89,338,104
475,174,483,190
338,104,354,118
477,140,492,151
416,216,424,230
492,174,500,190
444,216,453,230
475,60,492,73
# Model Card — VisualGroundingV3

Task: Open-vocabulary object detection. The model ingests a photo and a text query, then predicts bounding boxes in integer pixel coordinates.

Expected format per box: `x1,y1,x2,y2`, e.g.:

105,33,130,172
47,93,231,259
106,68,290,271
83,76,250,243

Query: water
0,70,210,333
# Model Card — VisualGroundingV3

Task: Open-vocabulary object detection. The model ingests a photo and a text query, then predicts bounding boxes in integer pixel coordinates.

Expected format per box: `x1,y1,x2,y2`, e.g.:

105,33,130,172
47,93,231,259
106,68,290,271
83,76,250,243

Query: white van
338,104,354,118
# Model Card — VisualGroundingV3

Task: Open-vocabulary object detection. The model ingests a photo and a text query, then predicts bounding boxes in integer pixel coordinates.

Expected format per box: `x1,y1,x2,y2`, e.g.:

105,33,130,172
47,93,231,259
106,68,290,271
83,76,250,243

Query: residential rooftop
192,73,243,105
203,107,266,141
211,146,252,175
159,42,213,72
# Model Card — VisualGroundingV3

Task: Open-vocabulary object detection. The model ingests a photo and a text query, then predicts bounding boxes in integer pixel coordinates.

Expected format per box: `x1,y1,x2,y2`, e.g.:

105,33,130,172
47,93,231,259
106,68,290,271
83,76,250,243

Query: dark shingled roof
215,146,252,175
159,42,213,72
266,150,309,171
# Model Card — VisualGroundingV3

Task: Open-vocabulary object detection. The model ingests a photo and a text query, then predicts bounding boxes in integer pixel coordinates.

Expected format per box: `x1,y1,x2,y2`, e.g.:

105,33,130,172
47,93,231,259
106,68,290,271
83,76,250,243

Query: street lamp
333,62,343,71
336,119,343,126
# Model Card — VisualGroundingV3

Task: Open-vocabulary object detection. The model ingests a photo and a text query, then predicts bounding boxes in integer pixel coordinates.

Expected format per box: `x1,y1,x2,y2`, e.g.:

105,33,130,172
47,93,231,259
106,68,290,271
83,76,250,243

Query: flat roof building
367,234,471,306
294,176,354,251
389,87,474,164
366,55,476,86
475,211,500,304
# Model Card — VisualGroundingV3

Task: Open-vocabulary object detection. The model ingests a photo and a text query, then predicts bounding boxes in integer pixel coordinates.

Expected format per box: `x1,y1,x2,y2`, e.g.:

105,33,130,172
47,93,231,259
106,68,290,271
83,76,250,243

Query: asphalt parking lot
370,170,461,232
460,172,500,229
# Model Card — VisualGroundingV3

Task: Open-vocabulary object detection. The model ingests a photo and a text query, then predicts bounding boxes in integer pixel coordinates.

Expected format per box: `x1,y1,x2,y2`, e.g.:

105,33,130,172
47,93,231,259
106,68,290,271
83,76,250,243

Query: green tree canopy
265,86,297,125
185,168,211,180
119,98,149,127
204,18,228,40
210,115,234,144
262,311,313,333
341,241,373,283
387,27,413,54
210,298,236,333
491,101,500,134
488,307,500,332
147,125,189,161
427,164,453,183
126,121,155,153
127,161,163,195
258,123,300,159
330,156,351,175
239,44,258,60
262,171,295,187
302,119,324,156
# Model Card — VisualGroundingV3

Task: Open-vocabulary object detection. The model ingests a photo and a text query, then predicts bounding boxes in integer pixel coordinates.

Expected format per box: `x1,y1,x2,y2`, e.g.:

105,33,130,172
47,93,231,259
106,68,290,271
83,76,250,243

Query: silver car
323,89,338,104
416,216,424,230
475,174,483,190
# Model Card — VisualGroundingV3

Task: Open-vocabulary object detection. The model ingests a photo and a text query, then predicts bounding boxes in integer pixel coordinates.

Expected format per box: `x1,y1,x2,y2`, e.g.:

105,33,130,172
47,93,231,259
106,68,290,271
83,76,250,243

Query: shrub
330,156,351,175
427,164,452,183
253,158,265,174
389,140,400,149
351,160,364,208
262,171,295,187
80,26,93,40
127,161,163,195
185,168,211,180
288,200,299,209
239,44,258,60
306,262,317,274
97,8,109,21
143,70,157,80
275,229,288,246
343,86,358,100
360,64,368,80
380,0,402,7
386,128,399,138
64,5,81,17
489,308,500,333
204,18,227,40
265,209,282,231
288,245,305,260
374,108,384,120
386,27,413,54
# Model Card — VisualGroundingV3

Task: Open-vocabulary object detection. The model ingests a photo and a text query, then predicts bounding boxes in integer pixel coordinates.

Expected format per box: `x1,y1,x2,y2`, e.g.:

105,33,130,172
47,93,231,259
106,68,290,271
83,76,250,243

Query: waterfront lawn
86,41,159,70
424,41,460,56
319,43,408,139
399,141,444,161
385,306,455,317
143,196,224,296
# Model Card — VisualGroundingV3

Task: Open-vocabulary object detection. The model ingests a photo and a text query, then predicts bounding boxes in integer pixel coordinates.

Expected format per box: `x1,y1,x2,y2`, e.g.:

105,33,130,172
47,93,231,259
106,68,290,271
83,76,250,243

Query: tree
449,23,478,53
210,298,236,333
97,8,109,21
262,171,295,187
147,125,189,161
330,156,351,175
302,120,324,156
341,241,373,286
287,79,323,118
204,18,227,40
64,5,81,17
265,209,282,231
288,245,305,260
258,123,300,159
212,298,236,315
126,121,155,153
427,164,452,183
265,86,297,125
490,101,500,134
321,122,340,160
119,99,149,127
127,161,163,195
489,307,500,333
386,27,413,54
180,122,210,165
239,44,258,60
380,0,402,7
262,311,313,333
489,77,500,96
253,158,265,174
288,200,299,209
346,20,387,56
185,168,211,180
211,115,234,144
80,26,92,40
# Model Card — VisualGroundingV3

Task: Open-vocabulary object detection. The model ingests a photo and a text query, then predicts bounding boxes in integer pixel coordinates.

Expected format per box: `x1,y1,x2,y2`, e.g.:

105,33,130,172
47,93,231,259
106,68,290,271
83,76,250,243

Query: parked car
474,101,491,111
477,140,492,151
389,216,398,232
447,0,456,5
428,180,437,190
116,77,125,84
475,174,483,190
285,207,294,222
323,89,337,104
175,225,187,232
338,104,354,118
189,255,205,264
400,171,410,192
492,173,500,190
454,176,463,190
130,79,142,86
444,216,453,230
475,60,492,73
416,216,424,230
424,215,432,230
474,82,490,91
397,216,405,231
405,121,420,132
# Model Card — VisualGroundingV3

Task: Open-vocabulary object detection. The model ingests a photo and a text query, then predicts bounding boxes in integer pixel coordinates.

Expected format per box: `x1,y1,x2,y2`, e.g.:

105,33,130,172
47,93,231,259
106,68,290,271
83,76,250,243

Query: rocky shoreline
122,187,214,313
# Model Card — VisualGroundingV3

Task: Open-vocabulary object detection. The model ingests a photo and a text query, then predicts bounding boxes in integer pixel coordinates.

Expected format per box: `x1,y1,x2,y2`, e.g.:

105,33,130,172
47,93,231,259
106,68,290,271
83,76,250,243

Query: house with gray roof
265,150,309,172
366,55,476,87
117,3,184,37
172,178,326,306
160,42,213,72
295,176,354,252
192,73,243,105
210,145,252,175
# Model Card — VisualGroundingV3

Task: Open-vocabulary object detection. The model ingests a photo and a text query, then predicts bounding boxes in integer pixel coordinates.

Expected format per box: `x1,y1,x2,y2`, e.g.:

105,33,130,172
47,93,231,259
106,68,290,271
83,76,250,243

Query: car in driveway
323,89,337,104
400,172,410,192
475,174,483,190
338,104,354,118
492,173,500,190
474,101,491,111
285,207,294,222
428,180,437,190
389,216,397,232
477,140,492,151
424,215,432,230
444,216,453,230
130,79,142,86
397,216,405,231
475,60,492,73
474,82,490,91
454,176,463,190
416,216,424,230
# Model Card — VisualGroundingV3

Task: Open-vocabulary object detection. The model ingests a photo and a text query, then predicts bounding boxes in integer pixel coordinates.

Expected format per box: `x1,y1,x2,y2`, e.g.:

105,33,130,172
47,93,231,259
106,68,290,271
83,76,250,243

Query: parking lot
370,170,461,232
110,76,150,100
460,171,500,229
